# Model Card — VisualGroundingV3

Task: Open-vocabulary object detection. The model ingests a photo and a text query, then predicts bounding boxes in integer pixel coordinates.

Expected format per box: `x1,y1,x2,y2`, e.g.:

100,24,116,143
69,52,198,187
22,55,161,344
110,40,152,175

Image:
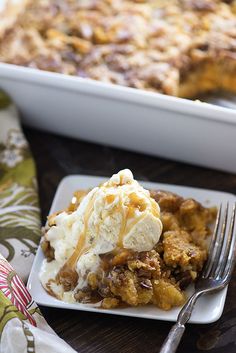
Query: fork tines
202,202,236,284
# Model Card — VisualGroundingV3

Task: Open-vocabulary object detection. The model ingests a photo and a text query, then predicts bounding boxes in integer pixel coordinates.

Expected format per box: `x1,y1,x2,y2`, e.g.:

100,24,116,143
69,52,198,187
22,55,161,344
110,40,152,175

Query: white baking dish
0,62,235,173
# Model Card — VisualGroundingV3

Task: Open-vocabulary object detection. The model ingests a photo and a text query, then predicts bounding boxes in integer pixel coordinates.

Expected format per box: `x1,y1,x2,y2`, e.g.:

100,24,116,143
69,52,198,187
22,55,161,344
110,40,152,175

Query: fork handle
159,292,202,353
159,322,185,353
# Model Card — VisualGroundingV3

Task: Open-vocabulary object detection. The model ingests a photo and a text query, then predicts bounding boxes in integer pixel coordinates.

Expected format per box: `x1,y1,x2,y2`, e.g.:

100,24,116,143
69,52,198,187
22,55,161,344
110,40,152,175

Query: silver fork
159,202,236,353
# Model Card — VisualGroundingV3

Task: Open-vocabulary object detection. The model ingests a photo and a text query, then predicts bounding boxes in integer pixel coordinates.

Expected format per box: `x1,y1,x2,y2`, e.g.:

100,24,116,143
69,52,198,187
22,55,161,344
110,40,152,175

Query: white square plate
27,175,236,323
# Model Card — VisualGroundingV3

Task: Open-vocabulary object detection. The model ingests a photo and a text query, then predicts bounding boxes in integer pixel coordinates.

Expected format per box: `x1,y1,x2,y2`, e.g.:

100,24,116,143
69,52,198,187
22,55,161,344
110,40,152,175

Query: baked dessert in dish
40,169,216,310
0,0,236,98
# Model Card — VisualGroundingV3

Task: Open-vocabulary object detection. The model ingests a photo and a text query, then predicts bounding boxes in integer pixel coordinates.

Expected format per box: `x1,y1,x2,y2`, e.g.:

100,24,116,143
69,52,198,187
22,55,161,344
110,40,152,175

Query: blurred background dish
1,0,236,98
0,0,236,173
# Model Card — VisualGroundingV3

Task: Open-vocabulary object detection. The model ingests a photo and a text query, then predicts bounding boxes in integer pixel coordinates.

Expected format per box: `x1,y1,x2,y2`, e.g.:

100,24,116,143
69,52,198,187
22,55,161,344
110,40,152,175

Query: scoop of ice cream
40,169,163,299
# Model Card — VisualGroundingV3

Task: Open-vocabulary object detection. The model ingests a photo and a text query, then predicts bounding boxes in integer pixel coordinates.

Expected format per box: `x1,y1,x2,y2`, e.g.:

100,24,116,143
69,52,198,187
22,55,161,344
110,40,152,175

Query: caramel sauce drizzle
45,279,60,299
57,191,97,282
117,192,149,248
105,194,115,204
57,181,160,285
117,192,160,248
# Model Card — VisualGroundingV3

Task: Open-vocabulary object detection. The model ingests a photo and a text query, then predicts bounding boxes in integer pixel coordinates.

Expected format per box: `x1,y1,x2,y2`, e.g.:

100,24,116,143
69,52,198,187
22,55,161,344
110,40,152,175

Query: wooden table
25,127,236,353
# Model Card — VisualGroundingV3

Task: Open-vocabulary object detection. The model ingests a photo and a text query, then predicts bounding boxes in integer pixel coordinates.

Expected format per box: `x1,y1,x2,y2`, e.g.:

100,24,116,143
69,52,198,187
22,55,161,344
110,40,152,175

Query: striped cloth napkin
0,91,76,353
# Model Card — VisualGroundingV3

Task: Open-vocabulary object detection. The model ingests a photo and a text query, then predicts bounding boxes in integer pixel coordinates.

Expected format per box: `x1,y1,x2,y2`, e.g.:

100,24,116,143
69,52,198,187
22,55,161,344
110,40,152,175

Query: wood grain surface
24,127,236,353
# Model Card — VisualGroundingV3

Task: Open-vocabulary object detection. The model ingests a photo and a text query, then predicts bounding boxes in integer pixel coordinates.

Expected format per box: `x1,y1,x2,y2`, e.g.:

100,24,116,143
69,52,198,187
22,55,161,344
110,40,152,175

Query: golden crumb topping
0,0,236,97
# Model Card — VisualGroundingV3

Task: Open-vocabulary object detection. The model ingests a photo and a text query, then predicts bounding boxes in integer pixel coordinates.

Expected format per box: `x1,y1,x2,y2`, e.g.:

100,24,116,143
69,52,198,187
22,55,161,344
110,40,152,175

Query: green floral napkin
0,91,41,282
0,91,77,352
